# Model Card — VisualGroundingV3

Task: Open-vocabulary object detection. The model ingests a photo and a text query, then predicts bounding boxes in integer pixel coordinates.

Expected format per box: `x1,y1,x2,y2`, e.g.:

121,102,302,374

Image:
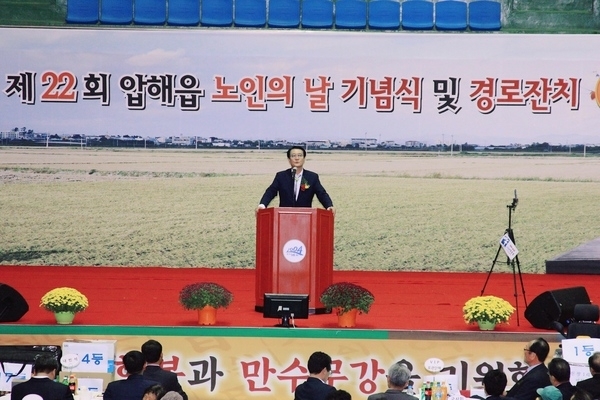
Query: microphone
291,168,296,177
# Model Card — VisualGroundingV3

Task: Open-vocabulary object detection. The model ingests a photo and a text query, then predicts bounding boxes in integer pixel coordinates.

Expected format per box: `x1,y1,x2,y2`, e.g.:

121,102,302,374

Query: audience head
123,350,147,375
525,338,550,364
588,352,600,374
387,362,411,389
307,351,332,375
536,385,562,400
483,369,508,396
161,392,184,400
571,388,593,400
141,339,163,364
142,384,165,400
548,357,571,384
33,355,59,375
325,389,352,400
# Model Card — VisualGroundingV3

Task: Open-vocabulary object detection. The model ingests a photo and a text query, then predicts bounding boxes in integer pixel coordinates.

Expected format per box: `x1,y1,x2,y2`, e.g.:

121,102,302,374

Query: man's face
523,341,535,364
288,149,305,170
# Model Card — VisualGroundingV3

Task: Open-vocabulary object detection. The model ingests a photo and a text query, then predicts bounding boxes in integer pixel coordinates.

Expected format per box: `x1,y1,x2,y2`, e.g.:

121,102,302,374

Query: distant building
405,140,425,148
351,137,377,148
305,140,331,149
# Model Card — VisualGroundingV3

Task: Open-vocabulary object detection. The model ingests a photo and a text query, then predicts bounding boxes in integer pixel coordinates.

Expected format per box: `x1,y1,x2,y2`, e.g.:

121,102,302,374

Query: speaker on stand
0,283,29,322
524,286,590,330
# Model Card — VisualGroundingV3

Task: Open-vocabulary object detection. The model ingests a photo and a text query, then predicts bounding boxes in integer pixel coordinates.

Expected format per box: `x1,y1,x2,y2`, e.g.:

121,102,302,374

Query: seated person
11,355,74,400
104,350,159,400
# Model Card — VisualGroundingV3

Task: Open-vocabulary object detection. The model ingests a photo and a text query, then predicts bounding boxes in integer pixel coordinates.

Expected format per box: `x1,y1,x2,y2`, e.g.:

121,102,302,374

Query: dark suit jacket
367,389,419,400
259,169,333,209
103,374,158,400
506,364,551,400
143,365,188,400
557,382,577,400
576,375,600,399
11,376,74,400
294,376,336,400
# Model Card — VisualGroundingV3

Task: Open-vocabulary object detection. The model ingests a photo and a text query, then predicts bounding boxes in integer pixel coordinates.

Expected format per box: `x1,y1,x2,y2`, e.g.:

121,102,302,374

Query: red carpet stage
2,265,600,332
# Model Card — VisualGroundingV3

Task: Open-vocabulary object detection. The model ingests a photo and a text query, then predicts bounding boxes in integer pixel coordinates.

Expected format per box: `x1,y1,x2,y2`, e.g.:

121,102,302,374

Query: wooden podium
255,207,334,314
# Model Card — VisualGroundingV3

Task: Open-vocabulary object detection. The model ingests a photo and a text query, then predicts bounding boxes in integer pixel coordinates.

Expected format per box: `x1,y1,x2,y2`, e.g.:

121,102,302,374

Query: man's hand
256,204,266,213
327,206,335,216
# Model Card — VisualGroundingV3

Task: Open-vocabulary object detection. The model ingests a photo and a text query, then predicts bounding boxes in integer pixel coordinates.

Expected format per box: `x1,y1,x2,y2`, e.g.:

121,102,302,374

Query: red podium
255,207,334,314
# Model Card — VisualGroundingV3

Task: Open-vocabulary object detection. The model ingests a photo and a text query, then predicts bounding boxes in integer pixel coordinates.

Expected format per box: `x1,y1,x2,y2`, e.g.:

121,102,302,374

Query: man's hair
388,362,411,388
286,146,306,159
548,357,571,382
325,389,352,400
123,350,146,375
307,351,332,374
572,388,593,400
33,355,58,374
143,384,166,398
529,337,550,362
589,352,600,373
141,339,162,363
482,369,508,396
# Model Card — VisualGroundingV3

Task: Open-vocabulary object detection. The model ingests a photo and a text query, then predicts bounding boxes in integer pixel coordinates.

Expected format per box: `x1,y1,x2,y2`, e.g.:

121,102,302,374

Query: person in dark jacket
103,350,158,400
11,355,74,400
576,352,600,399
141,340,188,400
506,338,552,400
294,351,336,400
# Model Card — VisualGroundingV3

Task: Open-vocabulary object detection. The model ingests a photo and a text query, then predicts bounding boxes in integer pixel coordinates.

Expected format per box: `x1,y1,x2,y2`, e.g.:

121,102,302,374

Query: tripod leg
511,259,520,326
481,245,503,296
514,255,528,307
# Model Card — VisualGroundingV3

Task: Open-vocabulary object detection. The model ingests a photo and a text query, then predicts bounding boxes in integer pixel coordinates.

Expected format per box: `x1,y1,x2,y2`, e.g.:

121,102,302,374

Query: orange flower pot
197,306,217,325
337,308,358,328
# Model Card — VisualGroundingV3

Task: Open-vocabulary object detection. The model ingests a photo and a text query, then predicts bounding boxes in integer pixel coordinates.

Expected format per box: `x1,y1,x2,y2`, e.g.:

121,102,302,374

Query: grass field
1,147,600,273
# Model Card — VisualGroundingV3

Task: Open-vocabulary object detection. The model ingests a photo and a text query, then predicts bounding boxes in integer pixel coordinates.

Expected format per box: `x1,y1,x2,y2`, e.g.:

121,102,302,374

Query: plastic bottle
425,381,432,400
61,375,69,386
441,382,448,400
433,381,443,400
68,374,77,394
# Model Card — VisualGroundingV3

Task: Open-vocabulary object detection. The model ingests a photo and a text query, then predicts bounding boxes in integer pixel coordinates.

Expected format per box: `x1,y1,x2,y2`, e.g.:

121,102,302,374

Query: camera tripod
480,194,528,326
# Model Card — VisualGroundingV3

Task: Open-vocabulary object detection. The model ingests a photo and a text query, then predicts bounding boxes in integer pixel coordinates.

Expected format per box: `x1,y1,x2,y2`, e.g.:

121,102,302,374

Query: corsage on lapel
300,178,310,191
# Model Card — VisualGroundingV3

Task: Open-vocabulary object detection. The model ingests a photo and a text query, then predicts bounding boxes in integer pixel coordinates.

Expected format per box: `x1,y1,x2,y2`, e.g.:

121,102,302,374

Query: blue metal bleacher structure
268,0,301,27
100,0,134,24
335,0,367,29
401,0,434,30
134,0,166,25
65,0,99,23
167,0,200,25
435,0,467,30
368,0,400,30
201,0,234,26
235,0,267,27
468,0,502,30
301,0,334,28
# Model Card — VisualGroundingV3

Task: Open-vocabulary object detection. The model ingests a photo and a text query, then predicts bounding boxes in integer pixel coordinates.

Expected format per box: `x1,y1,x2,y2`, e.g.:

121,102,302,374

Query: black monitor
262,293,309,327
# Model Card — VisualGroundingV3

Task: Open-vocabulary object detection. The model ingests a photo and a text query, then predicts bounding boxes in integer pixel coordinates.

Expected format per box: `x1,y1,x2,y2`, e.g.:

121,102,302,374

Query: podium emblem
282,239,306,263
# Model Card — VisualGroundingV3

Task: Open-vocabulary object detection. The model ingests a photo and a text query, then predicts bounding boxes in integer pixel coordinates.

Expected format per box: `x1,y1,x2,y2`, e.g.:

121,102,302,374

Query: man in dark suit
294,351,336,400
576,352,600,399
368,361,417,400
257,146,335,214
11,355,74,400
549,358,576,400
103,350,159,400
483,369,515,400
141,340,188,400
507,338,552,400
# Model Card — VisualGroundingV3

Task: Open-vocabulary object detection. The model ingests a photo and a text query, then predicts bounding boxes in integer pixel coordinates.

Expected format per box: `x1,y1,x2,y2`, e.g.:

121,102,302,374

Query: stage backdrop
1,28,600,146
0,327,572,400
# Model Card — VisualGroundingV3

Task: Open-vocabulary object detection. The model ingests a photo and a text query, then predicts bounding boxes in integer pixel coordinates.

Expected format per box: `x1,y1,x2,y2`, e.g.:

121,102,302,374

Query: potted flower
179,282,233,325
40,287,88,325
463,295,515,330
320,282,375,327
